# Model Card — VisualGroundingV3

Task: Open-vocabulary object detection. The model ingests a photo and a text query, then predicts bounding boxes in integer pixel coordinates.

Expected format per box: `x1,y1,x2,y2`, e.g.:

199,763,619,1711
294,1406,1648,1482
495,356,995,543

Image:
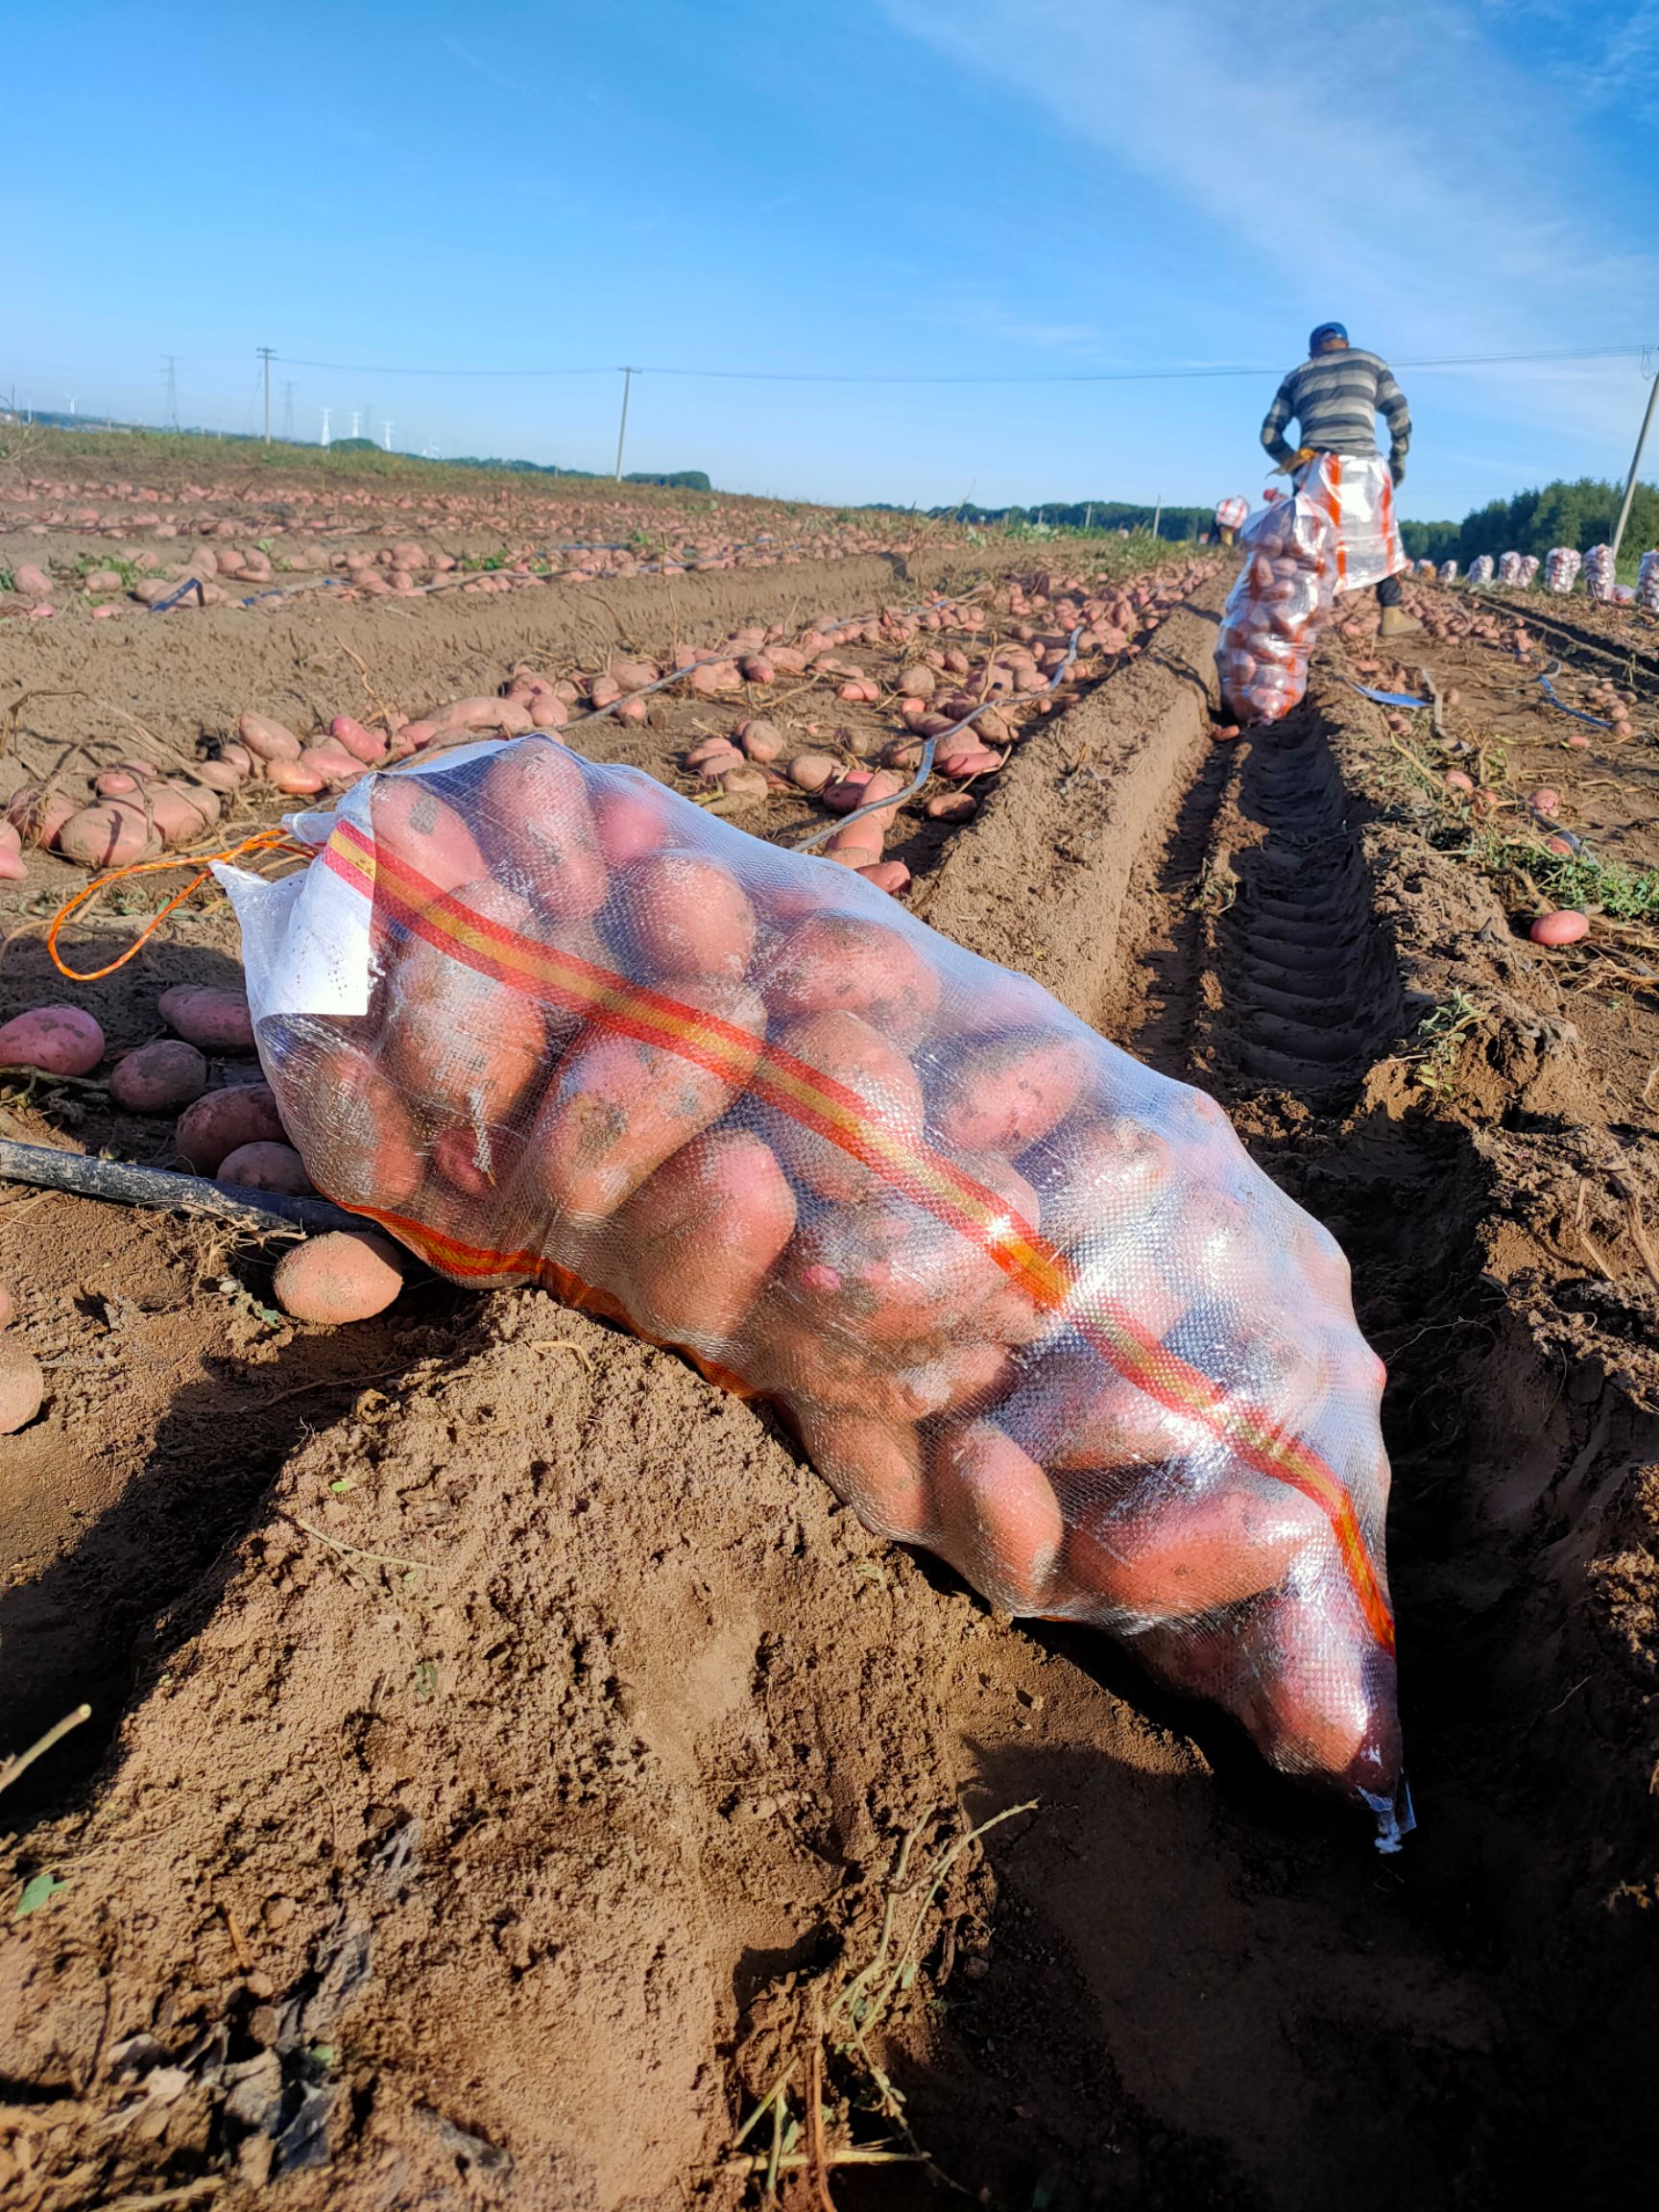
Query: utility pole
163,355,180,430
321,406,332,448
1151,496,1163,540
256,346,275,443
613,366,637,480
1610,362,1659,566
280,381,296,441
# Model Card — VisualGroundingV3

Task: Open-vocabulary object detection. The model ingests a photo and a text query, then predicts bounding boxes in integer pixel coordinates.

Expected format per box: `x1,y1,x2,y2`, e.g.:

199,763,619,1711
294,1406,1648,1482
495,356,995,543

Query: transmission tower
349,410,362,439
381,420,394,452
163,355,180,430
280,381,296,441
321,406,332,448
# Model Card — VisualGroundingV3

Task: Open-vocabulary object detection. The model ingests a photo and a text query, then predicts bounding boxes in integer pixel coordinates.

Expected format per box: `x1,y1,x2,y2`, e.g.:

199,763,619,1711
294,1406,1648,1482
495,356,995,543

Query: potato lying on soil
175,1083,286,1172
0,1343,45,1433
109,1040,209,1114
0,1282,12,1329
216,1141,314,1194
159,984,254,1053
57,803,160,870
0,1005,106,1077
274,1230,404,1323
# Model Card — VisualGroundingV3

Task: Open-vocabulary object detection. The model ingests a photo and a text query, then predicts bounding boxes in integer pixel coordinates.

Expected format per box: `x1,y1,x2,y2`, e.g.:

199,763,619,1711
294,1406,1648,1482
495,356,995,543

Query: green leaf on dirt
412,1659,440,1700
14,1873,68,1919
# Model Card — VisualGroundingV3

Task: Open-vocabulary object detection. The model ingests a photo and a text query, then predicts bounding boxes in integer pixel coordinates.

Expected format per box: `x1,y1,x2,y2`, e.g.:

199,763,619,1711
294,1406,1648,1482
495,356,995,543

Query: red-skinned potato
519,977,765,1219
764,1009,925,1203
109,1039,209,1114
786,753,837,793
237,711,301,763
478,739,609,920
217,1140,314,1194
192,758,246,795
1066,1472,1326,1619
427,696,536,737
7,784,77,850
159,984,255,1053
1222,1589,1401,1795
384,887,547,1125
58,802,161,869
274,1229,404,1324
591,772,680,869
796,1408,931,1544
0,1343,44,1434
615,848,757,979
0,1004,105,1077
931,1419,1068,1612
331,714,389,764
1020,1116,1174,1248
371,773,489,902
613,1129,796,1348
175,1083,287,1173
757,912,941,1046
266,760,328,798
932,1028,1091,1153
856,861,911,895
276,1029,425,1212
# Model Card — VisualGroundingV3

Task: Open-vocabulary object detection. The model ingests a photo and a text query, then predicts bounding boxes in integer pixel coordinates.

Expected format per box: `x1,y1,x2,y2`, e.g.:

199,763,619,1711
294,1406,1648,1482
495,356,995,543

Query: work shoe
1380,606,1423,638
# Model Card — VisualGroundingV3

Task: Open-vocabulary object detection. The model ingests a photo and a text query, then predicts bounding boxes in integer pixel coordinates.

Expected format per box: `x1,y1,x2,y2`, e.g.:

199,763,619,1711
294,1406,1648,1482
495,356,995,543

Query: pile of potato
232,738,1405,1817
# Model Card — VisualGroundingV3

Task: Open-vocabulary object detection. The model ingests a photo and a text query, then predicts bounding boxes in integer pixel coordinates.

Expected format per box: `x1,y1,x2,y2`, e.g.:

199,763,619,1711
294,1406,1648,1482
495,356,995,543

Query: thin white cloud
879,0,1657,440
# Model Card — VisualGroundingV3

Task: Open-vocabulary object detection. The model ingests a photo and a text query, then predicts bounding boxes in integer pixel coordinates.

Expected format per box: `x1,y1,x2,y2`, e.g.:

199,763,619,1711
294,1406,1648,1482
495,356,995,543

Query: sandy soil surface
3,449,1658,2212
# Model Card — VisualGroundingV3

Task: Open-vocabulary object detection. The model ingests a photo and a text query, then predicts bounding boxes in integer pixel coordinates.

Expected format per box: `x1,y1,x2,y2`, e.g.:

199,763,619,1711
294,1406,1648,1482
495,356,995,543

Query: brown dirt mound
5,547,1659,2212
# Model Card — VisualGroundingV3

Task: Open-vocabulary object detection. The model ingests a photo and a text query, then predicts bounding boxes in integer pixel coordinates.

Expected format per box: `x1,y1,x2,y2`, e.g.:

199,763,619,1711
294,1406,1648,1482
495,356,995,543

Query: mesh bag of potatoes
1215,472,1339,727
219,738,1409,1845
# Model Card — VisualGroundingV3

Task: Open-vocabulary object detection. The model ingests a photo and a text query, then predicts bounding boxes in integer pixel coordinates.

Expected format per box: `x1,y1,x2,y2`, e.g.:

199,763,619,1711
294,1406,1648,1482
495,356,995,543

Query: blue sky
5,1,1657,520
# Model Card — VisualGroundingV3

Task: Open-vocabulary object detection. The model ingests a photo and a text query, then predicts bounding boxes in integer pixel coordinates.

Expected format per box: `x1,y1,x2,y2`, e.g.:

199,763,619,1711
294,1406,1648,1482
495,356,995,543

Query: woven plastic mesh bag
220,740,1408,1844
1216,469,1338,727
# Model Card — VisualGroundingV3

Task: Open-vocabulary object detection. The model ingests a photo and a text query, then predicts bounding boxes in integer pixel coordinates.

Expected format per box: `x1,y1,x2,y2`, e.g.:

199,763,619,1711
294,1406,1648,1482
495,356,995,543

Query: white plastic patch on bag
226,738,1408,1840
1298,452,1408,595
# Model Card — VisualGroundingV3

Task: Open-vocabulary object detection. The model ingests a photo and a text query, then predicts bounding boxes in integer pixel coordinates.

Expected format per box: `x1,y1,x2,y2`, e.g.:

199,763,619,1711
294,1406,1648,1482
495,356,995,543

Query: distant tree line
449,456,711,491
1399,476,1659,565
896,500,1211,539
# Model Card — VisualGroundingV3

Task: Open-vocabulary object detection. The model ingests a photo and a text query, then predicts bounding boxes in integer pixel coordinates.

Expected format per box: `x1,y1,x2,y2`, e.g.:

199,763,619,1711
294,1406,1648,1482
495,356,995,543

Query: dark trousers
1377,573,1403,609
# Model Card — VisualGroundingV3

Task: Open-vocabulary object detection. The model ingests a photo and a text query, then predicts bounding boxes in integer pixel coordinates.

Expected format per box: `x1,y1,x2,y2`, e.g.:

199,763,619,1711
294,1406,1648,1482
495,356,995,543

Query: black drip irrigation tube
0,1138,358,1237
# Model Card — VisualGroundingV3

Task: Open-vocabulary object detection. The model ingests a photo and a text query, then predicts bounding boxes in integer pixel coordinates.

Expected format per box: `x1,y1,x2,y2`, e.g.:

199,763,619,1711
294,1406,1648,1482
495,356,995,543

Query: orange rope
46,830,311,982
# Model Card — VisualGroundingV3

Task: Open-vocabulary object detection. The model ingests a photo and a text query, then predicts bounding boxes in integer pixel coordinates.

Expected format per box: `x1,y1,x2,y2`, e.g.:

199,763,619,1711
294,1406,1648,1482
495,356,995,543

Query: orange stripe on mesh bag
322,818,1393,1646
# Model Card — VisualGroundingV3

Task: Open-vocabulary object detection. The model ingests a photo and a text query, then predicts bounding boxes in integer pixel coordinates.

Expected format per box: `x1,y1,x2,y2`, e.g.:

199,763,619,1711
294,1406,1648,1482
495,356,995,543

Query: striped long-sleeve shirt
1260,349,1411,469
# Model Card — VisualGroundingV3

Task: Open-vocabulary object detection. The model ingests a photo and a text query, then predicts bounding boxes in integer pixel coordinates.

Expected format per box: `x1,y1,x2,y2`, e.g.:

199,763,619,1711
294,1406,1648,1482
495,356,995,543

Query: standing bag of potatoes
219,738,1411,1845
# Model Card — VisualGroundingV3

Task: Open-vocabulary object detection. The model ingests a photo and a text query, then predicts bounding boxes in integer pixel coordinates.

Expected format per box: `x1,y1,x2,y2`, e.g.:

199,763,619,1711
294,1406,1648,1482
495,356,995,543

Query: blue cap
1310,322,1348,353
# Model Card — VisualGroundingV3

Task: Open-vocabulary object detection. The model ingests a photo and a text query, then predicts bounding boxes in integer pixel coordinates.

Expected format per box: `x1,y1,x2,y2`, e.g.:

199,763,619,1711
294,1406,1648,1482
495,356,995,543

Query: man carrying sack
1261,323,1418,637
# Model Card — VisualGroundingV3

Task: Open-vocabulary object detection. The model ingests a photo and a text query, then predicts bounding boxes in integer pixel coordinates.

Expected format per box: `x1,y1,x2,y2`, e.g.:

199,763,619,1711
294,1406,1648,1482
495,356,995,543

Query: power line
271,343,1656,386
